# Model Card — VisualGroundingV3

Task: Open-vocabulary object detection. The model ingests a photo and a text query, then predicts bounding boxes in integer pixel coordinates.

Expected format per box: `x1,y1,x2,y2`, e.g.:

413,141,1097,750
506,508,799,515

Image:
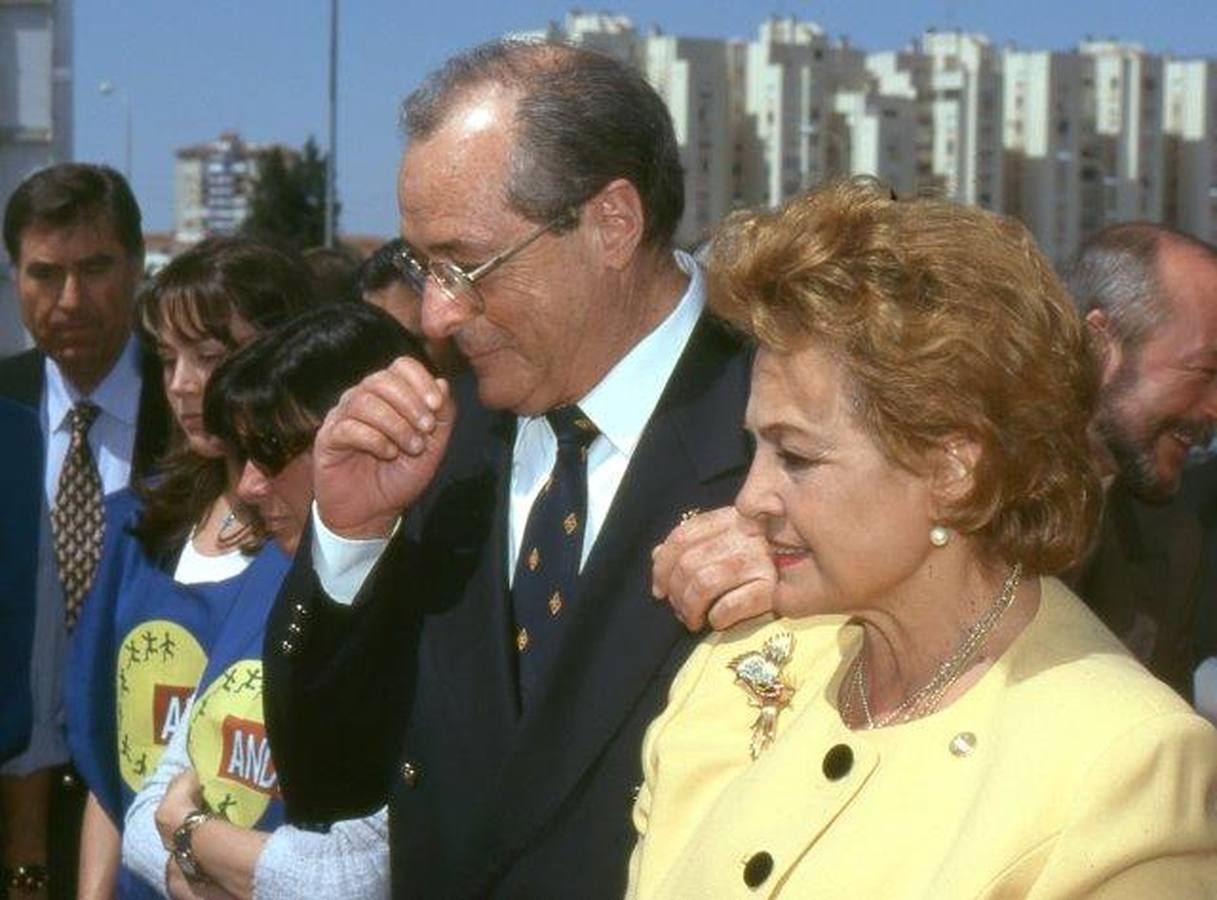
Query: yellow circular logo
187,659,278,828
116,620,206,792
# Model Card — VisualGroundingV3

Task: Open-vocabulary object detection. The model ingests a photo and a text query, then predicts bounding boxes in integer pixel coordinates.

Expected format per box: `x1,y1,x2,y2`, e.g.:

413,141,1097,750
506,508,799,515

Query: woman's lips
770,543,807,570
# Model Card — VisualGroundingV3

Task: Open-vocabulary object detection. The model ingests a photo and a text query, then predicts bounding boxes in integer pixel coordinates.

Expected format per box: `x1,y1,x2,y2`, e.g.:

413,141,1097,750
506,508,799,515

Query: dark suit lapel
482,317,751,869
0,349,46,410
417,410,520,748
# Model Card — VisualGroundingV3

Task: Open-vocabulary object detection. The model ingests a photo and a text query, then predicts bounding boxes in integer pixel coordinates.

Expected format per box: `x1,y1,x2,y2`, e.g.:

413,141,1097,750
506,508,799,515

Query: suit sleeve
1023,712,1217,898
262,520,424,825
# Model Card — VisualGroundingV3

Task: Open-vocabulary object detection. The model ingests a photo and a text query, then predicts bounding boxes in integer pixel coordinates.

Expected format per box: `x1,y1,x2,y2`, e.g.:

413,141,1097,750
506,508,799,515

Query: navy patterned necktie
510,405,600,711
51,401,104,629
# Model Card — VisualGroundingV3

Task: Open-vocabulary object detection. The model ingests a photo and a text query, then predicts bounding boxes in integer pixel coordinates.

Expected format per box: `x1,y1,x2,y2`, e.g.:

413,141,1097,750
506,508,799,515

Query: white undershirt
173,534,252,584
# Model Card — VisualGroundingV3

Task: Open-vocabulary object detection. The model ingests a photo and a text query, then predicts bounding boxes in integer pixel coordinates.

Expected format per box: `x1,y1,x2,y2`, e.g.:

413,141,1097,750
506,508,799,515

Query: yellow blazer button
743,851,774,888
822,743,853,781
401,761,420,788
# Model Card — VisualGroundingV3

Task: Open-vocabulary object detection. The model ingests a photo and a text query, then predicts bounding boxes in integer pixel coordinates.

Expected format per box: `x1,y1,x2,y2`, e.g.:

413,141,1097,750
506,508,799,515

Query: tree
242,136,337,250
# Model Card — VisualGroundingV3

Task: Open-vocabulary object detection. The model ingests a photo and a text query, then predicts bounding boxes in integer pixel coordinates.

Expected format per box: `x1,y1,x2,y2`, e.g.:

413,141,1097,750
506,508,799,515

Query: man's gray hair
1068,222,1217,349
400,39,685,250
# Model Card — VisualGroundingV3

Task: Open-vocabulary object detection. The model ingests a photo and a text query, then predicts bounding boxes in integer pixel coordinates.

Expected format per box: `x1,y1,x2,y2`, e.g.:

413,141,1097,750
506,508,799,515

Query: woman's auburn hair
708,178,1102,575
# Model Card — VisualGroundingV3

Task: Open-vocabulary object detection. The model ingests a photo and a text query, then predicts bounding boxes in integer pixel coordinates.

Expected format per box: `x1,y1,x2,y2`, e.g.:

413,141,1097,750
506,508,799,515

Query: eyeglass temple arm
466,208,579,282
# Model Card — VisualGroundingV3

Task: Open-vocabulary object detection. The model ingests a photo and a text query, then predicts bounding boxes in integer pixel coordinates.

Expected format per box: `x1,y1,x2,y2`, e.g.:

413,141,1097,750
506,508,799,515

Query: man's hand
313,357,457,539
154,768,202,848
651,506,777,631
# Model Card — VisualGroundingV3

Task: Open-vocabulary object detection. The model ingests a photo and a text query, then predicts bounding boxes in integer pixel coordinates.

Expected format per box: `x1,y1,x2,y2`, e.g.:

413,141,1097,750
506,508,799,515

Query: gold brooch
729,632,796,759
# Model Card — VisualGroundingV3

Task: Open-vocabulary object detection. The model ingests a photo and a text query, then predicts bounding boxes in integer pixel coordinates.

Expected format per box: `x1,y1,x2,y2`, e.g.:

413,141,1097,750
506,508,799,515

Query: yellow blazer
627,578,1217,899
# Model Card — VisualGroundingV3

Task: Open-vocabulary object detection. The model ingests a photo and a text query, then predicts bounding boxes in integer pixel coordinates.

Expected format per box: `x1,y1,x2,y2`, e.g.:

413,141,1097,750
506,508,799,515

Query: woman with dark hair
631,181,1217,897
123,304,424,899
66,237,319,899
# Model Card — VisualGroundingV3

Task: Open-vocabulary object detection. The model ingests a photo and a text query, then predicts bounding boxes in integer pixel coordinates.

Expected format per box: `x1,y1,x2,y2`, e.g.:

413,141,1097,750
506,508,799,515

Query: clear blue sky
74,1,1217,239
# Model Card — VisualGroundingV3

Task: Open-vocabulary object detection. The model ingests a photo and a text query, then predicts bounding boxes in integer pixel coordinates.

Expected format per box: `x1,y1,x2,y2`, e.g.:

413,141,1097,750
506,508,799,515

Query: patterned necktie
510,406,600,710
51,400,104,629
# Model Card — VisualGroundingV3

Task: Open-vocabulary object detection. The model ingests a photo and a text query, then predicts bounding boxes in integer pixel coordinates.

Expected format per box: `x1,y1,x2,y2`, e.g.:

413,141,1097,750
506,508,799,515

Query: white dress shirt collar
551,248,705,450
45,335,142,434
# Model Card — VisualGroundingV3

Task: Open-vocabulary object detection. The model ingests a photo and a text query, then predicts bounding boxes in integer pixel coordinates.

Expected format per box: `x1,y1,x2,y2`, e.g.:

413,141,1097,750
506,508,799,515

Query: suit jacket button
287,621,303,636
743,851,773,888
293,601,310,618
822,743,853,780
401,761,420,788
280,639,295,656
628,783,641,802
61,771,78,790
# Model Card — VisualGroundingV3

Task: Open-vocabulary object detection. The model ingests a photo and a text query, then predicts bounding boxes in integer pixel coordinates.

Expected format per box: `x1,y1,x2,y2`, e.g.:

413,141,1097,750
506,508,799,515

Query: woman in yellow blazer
631,180,1217,899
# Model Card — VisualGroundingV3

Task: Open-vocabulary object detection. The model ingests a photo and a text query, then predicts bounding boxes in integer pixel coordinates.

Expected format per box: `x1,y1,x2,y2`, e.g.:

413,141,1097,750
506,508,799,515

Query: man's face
1095,243,1217,502
15,217,142,394
398,88,602,414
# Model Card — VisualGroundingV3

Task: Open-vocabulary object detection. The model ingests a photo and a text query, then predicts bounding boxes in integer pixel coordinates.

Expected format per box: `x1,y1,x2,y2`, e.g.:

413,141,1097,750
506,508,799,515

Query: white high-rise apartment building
921,31,1004,209
526,12,736,245
741,17,833,207
1164,59,1217,243
173,132,285,244
515,12,1215,258
1,0,74,353
1078,41,1164,232
832,90,918,196
867,32,1004,208
645,35,734,243
1003,50,1087,268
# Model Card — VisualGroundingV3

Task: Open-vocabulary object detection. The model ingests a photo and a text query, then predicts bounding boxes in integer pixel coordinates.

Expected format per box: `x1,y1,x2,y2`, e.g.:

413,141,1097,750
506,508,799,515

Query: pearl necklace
843,563,1023,730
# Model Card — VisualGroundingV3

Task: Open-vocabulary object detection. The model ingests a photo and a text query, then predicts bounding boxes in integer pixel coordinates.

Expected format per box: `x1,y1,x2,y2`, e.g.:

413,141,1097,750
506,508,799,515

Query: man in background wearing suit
0,164,168,899
1068,223,1217,700
0,399,42,770
256,41,773,898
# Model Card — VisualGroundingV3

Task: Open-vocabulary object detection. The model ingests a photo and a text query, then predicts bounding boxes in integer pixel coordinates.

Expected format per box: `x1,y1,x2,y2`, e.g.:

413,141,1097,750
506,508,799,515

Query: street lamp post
325,0,338,248
98,81,132,182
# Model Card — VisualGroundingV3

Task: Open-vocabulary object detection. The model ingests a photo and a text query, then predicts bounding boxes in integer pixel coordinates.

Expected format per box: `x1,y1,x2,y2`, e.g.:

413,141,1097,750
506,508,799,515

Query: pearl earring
929,525,950,548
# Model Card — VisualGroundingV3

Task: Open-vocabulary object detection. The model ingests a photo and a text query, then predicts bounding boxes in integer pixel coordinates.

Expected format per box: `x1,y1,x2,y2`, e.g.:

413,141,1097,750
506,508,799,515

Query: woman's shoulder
998,577,1201,729
103,486,143,523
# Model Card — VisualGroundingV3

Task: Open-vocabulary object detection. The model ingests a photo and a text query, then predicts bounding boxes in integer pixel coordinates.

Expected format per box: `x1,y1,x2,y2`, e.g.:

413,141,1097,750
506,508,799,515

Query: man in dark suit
1068,224,1217,700
251,42,773,897
0,399,42,768
0,164,168,899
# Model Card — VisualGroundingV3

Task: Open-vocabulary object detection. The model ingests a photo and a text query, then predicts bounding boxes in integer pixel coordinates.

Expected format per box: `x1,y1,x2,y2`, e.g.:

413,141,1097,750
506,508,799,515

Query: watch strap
172,808,214,883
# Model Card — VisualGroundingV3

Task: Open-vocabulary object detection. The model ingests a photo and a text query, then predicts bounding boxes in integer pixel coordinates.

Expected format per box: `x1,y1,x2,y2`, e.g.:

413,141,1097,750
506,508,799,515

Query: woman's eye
778,449,820,472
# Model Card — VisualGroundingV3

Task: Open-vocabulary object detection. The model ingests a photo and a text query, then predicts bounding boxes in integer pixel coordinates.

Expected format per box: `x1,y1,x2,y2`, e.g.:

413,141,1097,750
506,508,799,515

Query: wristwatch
172,809,214,883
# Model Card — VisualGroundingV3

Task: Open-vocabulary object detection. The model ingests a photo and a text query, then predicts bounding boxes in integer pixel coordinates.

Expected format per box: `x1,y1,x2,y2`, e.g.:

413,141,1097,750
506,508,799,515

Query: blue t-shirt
65,490,288,897
186,540,292,832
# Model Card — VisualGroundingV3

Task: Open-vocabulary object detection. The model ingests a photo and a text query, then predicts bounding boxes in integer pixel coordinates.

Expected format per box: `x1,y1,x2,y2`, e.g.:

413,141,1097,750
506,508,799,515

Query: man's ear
585,178,645,271
932,435,981,511
1084,308,1124,387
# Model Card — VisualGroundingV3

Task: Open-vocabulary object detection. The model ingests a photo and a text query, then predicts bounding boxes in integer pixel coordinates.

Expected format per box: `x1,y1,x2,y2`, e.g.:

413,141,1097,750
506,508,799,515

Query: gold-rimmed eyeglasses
392,207,579,314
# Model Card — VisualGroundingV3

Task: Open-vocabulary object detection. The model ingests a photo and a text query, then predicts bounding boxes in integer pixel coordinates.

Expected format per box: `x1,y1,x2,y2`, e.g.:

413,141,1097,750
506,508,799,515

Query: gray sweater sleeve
252,808,390,900
122,700,190,895
121,695,389,898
